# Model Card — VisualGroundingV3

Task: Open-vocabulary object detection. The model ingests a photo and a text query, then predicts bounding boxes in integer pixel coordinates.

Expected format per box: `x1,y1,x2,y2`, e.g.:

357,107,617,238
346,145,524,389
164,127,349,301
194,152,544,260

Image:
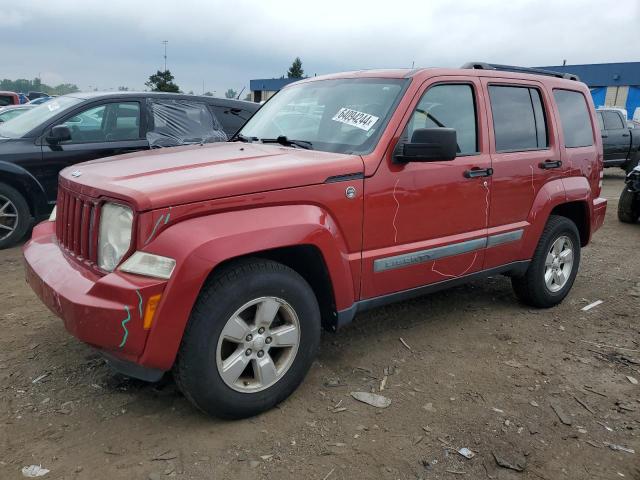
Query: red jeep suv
23,63,607,418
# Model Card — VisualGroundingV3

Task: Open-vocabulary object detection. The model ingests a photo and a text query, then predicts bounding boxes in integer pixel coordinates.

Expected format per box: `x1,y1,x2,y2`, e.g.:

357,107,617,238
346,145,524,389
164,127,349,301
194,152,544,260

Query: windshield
239,78,407,154
0,96,82,138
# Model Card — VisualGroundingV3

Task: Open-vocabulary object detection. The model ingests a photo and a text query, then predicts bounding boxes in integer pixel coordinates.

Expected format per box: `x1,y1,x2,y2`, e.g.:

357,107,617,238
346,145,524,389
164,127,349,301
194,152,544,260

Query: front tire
0,182,30,249
618,187,640,223
174,259,321,419
511,215,581,308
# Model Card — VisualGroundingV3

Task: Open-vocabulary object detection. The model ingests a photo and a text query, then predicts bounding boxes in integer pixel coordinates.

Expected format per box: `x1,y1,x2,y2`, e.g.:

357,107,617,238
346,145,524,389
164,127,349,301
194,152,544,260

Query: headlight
49,206,57,222
98,203,133,271
119,252,176,280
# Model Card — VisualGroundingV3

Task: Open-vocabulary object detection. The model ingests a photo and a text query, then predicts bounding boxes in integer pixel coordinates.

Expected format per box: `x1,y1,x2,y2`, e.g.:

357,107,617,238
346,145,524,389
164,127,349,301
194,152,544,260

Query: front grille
56,188,99,263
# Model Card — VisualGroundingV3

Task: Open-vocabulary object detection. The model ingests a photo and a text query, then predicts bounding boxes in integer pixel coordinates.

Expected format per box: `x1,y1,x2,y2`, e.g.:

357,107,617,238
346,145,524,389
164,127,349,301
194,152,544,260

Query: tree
287,57,304,79
0,78,78,95
203,91,214,97
225,88,238,99
244,93,251,102
145,70,180,93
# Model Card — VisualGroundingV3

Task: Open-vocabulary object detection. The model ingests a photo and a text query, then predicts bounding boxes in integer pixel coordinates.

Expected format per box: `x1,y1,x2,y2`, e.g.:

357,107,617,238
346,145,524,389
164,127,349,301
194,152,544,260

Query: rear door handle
539,160,562,170
464,167,493,178
601,134,608,138
622,133,630,137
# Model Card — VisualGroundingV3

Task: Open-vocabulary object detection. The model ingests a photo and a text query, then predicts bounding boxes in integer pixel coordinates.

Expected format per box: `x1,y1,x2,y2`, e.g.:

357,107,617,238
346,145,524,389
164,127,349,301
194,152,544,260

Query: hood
59,142,364,210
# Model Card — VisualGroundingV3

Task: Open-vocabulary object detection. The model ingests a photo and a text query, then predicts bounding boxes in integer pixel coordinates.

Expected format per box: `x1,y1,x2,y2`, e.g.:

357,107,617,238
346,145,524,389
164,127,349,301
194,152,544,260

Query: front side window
489,85,548,152
404,84,478,155
553,90,594,148
0,95,13,107
239,78,407,154
602,111,624,130
62,102,141,143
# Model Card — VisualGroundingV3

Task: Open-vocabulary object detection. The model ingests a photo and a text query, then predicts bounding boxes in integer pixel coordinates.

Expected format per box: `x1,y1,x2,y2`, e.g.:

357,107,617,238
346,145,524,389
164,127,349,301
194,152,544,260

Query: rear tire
174,259,321,419
511,215,581,308
0,182,31,249
618,187,640,223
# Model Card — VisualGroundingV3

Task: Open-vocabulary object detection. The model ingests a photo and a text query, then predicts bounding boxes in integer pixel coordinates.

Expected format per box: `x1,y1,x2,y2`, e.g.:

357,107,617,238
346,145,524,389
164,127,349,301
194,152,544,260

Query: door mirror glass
46,125,72,144
397,128,457,162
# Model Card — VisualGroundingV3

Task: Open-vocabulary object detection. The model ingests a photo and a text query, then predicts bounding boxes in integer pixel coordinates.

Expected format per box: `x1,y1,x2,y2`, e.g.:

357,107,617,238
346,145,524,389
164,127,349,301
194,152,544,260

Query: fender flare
520,178,567,258
521,177,592,258
137,204,356,370
0,161,49,218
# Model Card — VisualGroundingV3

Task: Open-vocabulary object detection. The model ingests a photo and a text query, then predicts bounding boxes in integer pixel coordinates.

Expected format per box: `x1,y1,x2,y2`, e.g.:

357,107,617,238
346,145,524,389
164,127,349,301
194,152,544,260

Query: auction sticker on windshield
332,108,379,131
47,102,60,112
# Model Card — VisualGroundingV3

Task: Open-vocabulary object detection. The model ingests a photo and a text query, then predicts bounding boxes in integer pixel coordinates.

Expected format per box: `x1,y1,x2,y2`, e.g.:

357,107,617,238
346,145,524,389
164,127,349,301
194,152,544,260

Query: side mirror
395,128,457,163
46,125,72,144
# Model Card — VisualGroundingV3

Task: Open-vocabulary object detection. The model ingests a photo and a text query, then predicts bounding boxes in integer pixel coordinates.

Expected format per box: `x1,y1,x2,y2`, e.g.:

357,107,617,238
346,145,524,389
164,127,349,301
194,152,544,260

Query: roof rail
461,62,580,81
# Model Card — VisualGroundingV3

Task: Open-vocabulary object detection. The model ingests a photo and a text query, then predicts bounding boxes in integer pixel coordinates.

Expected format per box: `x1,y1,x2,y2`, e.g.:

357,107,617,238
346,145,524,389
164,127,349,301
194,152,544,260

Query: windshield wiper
230,133,258,143
260,136,313,150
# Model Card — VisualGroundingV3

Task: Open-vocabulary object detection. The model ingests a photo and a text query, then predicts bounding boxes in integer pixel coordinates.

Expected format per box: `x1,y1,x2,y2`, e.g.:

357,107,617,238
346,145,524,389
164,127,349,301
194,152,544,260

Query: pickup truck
23,63,607,419
596,107,640,173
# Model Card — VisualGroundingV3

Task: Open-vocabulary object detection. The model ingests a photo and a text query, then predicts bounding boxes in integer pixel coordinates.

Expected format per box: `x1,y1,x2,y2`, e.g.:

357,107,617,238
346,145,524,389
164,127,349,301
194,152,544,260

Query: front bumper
23,221,166,369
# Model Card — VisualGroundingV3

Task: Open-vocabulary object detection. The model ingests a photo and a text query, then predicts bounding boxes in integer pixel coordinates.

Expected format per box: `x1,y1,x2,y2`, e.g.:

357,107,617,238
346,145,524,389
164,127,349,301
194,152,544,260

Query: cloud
1,0,638,94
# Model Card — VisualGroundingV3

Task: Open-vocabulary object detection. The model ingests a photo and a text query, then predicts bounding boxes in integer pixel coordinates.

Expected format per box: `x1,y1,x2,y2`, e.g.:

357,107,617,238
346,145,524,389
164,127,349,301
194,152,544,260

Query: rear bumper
592,196,607,234
23,221,167,369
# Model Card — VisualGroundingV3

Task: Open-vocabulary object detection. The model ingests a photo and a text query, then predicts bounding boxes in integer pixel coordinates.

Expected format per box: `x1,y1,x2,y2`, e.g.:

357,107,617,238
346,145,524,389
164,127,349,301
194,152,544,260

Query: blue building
249,77,301,103
538,62,640,119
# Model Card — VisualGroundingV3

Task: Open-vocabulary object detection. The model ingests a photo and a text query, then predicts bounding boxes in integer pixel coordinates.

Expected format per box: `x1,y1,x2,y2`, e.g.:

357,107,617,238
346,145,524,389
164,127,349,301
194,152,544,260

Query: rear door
481,78,563,269
601,110,630,162
40,100,148,200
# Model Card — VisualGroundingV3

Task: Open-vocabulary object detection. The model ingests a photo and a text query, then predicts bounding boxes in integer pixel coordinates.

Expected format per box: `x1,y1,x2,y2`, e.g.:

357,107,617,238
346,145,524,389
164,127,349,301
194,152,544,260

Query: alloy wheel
544,235,574,293
216,296,300,393
0,195,18,242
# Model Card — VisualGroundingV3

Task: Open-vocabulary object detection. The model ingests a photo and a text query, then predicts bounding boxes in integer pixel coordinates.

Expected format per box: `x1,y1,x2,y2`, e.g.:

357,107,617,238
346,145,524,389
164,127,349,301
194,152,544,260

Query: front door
361,78,492,299
40,101,148,201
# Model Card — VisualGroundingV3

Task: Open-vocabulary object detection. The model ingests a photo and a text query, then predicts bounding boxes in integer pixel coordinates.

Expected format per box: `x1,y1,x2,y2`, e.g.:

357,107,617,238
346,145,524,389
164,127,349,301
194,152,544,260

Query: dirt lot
1,172,639,480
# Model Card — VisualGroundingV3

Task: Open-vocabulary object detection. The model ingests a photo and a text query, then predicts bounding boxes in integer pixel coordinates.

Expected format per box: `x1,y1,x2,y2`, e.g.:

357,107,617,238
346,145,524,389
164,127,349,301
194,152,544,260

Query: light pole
162,40,168,72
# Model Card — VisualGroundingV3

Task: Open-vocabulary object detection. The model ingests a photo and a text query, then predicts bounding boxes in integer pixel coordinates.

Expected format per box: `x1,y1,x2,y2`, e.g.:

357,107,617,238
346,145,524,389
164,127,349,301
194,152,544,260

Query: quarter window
405,84,478,155
489,86,548,152
553,90,594,148
596,112,604,130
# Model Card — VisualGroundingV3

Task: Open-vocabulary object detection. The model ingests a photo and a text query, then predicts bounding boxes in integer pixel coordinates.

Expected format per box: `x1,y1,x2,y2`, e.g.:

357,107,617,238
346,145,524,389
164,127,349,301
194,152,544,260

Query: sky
2,0,639,96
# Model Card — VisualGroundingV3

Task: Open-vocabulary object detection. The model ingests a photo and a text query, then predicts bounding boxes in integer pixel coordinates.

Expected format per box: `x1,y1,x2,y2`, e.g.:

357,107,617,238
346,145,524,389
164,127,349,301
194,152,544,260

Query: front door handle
622,133,630,137
539,160,562,170
464,167,493,178
601,134,608,138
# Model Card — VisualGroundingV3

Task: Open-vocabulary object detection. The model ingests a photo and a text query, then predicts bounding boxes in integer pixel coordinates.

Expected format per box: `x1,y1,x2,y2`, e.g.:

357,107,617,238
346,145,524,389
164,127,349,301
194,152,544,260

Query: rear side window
489,85,548,152
0,95,13,106
146,99,227,148
553,90,594,148
405,84,477,155
602,111,624,130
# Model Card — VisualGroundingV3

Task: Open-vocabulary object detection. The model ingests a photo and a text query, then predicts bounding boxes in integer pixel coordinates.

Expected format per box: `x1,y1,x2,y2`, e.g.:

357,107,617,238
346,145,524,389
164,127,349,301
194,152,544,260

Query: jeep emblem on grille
71,170,82,178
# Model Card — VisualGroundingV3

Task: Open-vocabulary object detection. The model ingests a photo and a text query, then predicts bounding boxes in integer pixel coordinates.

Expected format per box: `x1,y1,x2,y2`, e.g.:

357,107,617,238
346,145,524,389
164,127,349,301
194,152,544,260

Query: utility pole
162,40,168,72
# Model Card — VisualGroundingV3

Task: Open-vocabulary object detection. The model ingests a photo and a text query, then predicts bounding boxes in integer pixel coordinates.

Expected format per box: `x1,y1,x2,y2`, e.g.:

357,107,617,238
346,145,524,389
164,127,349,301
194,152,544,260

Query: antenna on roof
236,86,245,100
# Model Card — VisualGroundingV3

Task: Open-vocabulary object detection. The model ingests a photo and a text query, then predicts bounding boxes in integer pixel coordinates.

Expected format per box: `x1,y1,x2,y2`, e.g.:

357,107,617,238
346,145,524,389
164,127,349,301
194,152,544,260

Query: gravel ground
0,171,638,480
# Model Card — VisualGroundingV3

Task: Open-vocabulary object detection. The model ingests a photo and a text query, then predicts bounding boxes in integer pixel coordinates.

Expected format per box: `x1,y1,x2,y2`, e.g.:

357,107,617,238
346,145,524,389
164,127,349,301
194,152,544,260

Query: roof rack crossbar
460,62,580,81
